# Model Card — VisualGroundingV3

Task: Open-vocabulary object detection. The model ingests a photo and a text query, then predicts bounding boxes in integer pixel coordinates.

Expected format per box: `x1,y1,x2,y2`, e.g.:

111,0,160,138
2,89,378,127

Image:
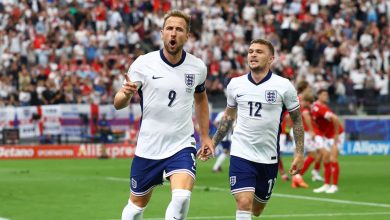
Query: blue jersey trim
159,49,186,67
277,107,286,157
247,70,272,86
138,87,143,127
195,81,206,93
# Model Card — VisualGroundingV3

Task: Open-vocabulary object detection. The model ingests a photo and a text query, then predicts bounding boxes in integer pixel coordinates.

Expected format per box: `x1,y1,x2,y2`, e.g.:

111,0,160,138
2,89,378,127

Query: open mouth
169,39,176,46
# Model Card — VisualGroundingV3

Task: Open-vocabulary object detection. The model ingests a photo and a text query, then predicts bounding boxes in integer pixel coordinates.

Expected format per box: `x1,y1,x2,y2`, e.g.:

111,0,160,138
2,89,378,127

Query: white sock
165,189,191,220
236,210,252,220
121,200,145,220
213,153,227,170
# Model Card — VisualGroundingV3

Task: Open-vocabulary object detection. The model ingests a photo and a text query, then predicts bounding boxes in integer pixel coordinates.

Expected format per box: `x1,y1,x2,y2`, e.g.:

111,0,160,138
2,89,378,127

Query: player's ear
269,55,275,64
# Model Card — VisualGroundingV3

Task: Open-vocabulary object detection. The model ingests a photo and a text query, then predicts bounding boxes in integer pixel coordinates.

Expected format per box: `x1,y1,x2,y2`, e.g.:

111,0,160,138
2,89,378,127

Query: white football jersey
127,50,207,159
227,72,299,164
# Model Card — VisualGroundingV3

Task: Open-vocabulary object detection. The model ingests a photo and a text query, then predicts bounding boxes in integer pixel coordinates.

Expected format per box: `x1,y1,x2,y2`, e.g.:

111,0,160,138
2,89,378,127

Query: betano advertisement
0,143,135,160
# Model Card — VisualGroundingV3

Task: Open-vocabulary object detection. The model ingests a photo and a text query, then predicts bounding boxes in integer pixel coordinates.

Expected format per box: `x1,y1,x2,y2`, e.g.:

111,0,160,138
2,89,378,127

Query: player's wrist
294,151,304,157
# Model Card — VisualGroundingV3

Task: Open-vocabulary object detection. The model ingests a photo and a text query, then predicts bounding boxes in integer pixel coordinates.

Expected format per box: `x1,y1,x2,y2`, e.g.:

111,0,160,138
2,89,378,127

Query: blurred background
0,1,389,220
0,0,389,156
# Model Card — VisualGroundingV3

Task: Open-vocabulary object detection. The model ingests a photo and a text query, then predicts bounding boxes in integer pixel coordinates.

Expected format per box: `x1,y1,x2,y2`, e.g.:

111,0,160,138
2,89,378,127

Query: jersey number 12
248,101,262,117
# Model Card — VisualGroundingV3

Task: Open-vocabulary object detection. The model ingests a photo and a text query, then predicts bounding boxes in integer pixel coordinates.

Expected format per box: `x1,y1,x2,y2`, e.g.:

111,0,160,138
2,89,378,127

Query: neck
163,48,182,65
250,68,269,83
320,101,327,105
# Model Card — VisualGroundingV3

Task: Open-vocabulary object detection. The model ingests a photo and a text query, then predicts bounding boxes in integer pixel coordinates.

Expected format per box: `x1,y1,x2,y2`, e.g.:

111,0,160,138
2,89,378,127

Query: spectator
0,0,387,115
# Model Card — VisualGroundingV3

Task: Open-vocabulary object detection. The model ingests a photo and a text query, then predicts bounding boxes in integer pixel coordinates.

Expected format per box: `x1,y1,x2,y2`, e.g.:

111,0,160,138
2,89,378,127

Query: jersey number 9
168,90,176,107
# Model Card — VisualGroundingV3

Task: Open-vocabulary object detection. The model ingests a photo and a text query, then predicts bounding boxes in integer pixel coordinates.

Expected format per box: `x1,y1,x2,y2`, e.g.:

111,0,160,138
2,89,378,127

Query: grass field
1,155,390,220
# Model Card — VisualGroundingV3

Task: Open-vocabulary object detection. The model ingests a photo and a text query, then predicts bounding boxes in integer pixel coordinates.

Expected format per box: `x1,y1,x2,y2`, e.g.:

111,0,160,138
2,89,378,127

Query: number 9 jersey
226,71,299,164
126,49,207,159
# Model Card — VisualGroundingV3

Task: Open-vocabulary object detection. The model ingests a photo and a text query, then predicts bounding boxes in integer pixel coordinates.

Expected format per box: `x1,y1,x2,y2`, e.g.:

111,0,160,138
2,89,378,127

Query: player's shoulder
134,50,160,64
228,74,248,86
185,52,206,68
312,101,325,111
269,73,292,85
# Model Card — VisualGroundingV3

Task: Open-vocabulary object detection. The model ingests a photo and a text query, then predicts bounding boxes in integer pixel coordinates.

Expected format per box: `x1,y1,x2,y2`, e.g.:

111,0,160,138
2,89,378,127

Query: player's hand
121,74,138,97
289,153,304,175
196,136,215,161
310,131,315,140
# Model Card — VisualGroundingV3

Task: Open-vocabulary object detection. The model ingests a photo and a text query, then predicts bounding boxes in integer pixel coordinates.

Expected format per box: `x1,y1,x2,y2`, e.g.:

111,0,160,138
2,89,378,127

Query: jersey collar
248,70,272,85
160,49,186,67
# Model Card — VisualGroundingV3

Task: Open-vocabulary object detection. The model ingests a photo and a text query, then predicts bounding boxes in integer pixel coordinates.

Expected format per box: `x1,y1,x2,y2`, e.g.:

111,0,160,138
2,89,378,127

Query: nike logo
152,76,164,79
237,94,244,98
173,217,183,220
265,195,270,199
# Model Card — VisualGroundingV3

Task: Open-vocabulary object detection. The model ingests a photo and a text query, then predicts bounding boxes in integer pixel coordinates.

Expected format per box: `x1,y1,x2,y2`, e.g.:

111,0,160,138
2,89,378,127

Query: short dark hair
317,89,328,96
163,10,191,32
250,39,275,56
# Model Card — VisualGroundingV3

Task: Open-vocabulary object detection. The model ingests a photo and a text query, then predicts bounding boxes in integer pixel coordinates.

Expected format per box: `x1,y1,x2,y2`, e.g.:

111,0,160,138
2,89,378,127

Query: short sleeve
316,105,332,120
226,79,237,108
283,81,300,112
125,55,145,86
195,61,207,93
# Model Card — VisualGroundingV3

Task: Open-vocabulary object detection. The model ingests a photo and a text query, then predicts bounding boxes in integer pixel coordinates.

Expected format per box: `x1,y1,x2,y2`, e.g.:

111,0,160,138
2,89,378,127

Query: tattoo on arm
289,108,305,154
212,115,234,147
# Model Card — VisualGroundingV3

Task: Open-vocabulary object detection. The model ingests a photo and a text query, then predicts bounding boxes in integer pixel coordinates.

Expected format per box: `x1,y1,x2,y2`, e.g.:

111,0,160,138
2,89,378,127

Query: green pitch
1,155,390,220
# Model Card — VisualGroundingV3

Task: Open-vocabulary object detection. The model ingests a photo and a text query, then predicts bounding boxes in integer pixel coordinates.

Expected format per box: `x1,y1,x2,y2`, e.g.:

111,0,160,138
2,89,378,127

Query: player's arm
212,107,236,147
302,111,315,138
289,108,305,174
194,91,214,160
113,75,139,110
194,91,210,139
327,112,340,143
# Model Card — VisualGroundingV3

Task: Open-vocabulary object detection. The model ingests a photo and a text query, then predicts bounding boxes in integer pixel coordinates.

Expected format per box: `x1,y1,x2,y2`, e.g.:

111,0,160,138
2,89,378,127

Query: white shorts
290,131,324,153
323,133,345,152
305,133,325,152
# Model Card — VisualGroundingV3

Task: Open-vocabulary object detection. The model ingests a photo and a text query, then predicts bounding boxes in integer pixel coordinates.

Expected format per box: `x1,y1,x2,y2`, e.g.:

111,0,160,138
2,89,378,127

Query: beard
164,41,183,56
249,65,266,73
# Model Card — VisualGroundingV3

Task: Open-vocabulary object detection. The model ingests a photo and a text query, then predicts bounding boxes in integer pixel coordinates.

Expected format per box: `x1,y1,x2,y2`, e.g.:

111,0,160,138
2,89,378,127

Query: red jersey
311,101,344,138
281,111,292,134
298,95,309,131
301,105,321,135
298,95,320,134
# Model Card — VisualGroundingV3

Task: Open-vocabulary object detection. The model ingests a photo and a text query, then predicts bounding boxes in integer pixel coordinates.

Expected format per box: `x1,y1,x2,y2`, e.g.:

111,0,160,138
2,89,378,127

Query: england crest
230,176,236,186
131,178,137,189
265,90,277,103
185,74,195,87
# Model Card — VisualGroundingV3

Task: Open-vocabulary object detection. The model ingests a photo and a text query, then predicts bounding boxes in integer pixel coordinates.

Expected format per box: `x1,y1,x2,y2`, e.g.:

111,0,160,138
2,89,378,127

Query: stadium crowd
0,0,389,114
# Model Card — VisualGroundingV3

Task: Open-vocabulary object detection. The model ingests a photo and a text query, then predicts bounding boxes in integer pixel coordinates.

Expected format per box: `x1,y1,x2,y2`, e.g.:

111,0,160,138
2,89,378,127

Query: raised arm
113,74,139,110
288,108,305,175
